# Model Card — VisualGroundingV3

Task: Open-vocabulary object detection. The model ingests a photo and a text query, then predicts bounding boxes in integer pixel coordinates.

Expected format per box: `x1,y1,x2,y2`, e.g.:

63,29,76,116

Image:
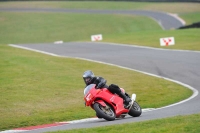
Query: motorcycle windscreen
84,84,96,96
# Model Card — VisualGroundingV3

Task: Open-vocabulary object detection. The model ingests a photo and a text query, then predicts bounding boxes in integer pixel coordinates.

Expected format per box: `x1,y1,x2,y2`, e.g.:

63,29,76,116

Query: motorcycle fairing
92,88,129,117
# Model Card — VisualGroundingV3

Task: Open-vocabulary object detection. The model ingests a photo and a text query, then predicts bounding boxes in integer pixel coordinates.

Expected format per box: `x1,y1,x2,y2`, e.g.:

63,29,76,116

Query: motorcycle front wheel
128,101,142,117
93,103,116,121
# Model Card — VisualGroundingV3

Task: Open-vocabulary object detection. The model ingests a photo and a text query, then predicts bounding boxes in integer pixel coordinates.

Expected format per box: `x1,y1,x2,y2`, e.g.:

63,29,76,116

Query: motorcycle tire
93,103,116,121
128,101,142,117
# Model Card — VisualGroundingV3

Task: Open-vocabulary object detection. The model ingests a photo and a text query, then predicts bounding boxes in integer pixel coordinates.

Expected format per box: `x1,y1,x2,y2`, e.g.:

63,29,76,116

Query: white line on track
90,41,200,53
57,108,154,124
0,130,27,133
167,13,186,25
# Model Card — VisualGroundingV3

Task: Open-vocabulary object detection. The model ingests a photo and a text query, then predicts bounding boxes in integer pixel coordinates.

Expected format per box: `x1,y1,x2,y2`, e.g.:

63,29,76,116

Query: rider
83,70,131,107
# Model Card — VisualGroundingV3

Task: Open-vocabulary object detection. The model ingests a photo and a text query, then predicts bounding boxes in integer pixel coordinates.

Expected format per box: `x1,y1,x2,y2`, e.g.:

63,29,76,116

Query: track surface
9,42,200,133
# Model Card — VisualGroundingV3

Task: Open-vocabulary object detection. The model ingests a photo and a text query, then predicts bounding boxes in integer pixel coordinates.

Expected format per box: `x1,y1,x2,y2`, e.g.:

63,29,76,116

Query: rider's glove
95,77,106,89
96,82,104,89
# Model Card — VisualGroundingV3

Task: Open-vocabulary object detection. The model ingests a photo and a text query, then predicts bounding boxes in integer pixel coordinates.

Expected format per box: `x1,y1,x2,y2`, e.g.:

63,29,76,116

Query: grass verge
0,12,162,44
103,29,200,51
0,2,200,14
0,12,200,50
48,113,200,133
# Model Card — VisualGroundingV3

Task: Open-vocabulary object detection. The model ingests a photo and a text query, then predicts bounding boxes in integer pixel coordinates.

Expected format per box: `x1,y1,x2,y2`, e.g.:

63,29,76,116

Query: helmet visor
84,77,91,84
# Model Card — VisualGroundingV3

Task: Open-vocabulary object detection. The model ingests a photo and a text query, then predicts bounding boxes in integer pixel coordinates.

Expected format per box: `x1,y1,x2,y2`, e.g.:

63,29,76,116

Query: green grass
0,12,200,50
103,29,200,51
180,12,200,24
1,2,200,50
49,113,200,133
0,1,199,131
0,12,162,44
0,2,200,13
0,44,192,130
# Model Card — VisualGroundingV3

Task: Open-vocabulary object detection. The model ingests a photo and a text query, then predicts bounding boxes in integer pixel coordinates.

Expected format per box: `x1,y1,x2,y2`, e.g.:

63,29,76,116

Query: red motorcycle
84,84,142,121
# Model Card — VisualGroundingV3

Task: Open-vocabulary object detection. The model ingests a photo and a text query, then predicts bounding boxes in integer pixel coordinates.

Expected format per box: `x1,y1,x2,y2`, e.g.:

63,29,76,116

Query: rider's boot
118,92,131,108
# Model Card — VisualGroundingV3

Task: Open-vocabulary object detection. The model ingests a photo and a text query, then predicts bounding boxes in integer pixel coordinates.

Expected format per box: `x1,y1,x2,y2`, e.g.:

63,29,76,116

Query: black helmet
83,70,95,85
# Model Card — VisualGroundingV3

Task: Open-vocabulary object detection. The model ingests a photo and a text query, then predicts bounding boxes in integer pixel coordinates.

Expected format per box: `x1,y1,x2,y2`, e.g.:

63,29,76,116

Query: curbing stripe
14,123,66,131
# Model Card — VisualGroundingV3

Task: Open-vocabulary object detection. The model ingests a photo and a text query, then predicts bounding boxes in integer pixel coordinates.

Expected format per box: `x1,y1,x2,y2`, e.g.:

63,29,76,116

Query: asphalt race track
1,8,199,133
9,42,200,133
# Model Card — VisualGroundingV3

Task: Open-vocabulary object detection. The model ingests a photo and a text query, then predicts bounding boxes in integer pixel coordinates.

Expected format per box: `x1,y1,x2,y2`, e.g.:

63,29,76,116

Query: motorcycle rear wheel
93,103,116,121
128,101,142,117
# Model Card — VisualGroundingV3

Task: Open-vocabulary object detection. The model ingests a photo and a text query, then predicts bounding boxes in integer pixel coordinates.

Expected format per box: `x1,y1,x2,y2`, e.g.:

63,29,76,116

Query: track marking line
0,130,27,133
87,41,200,53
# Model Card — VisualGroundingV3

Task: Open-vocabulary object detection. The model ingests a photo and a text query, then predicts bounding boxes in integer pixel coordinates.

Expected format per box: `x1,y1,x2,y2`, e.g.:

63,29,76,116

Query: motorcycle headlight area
86,93,94,102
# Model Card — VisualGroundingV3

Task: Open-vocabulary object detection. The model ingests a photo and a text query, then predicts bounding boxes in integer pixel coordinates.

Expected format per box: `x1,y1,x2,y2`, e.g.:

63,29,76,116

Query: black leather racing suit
86,76,124,96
